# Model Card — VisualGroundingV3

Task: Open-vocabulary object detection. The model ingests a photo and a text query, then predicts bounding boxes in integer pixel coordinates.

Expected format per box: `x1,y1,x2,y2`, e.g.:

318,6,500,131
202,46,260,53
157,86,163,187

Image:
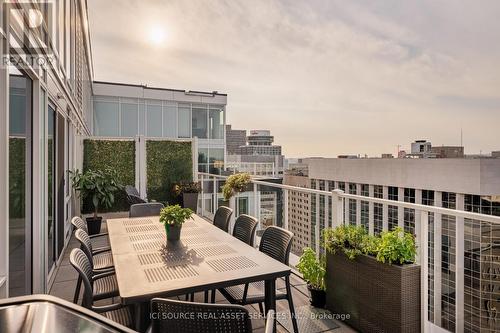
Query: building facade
225,124,246,155
1,0,92,298
92,81,227,174
307,158,500,333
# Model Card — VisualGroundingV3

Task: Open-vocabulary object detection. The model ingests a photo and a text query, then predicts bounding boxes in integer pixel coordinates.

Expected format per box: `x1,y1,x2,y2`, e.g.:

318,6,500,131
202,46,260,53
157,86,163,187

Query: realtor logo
2,1,54,67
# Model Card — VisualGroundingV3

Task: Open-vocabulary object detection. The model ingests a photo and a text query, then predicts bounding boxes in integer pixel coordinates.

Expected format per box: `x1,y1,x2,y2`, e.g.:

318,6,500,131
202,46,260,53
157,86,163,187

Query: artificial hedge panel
9,138,26,219
82,139,135,213
146,140,192,205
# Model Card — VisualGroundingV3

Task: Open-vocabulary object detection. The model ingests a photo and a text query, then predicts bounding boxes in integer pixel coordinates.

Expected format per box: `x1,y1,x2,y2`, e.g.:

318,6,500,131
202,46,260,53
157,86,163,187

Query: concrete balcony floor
49,213,355,333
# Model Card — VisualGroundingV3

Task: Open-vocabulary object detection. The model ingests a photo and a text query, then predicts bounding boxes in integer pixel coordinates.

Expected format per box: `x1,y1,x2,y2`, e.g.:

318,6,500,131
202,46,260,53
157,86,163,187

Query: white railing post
283,189,289,230
419,211,429,333
212,177,217,214
368,185,375,235
356,184,361,226
398,187,404,229
455,194,465,333
331,190,344,228
200,174,204,215
137,135,147,199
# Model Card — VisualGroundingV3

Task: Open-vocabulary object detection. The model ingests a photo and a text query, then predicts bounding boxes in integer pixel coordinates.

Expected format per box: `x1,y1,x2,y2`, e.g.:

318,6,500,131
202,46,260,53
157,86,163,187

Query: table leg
134,301,150,332
264,278,277,331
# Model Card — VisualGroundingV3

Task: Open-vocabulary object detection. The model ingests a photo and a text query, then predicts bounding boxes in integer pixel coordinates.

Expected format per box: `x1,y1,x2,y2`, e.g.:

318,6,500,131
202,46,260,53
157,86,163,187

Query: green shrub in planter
159,205,194,241
222,173,251,201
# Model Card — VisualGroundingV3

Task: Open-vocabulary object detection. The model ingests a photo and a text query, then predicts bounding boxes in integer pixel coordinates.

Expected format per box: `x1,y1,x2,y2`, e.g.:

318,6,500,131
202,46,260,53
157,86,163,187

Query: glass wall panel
163,104,177,138
178,105,190,138
146,104,162,137
192,106,207,139
8,69,32,296
47,105,55,271
209,106,224,139
94,101,119,136
121,103,138,137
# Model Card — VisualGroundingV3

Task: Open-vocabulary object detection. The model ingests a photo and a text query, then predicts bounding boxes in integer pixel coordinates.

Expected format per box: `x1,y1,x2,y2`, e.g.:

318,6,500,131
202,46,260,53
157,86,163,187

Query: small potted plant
70,168,122,235
221,173,251,203
296,247,326,308
159,205,194,241
173,181,201,212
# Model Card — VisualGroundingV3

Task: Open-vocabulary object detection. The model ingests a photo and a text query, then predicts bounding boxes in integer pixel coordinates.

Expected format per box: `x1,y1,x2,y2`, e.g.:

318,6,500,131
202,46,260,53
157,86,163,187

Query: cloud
87,0,500,156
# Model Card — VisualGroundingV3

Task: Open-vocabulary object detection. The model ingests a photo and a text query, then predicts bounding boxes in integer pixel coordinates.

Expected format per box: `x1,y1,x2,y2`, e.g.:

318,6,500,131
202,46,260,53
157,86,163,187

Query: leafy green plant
323,225,368,259
376,227,416,264
172,181,201,196
222,173,251,201
296,248,325,290
159,205,194,227
70,169,122,218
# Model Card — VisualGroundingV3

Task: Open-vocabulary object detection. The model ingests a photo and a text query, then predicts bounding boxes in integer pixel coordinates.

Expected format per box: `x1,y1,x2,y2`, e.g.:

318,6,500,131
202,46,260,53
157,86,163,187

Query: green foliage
324,225,416,265
172,181,201,197
83,140,135,212
8,138,26,218
323,225,368,260
376,227,417,264
296,248,325,290
222,173,251,201
70,168,122,217
159,205,194,227
146,140,193,205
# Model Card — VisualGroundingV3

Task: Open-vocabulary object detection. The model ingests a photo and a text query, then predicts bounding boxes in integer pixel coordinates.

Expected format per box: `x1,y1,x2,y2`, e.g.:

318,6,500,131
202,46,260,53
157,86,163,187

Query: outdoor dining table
106,214,291,331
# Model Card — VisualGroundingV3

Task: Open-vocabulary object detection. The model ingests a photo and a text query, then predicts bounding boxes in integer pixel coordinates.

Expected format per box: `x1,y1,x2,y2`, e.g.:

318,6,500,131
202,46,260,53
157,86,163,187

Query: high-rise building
225,125,246,155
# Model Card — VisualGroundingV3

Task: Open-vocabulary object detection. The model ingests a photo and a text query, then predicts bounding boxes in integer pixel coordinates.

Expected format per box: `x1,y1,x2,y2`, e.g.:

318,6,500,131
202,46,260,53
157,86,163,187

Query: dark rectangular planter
326,252,420,333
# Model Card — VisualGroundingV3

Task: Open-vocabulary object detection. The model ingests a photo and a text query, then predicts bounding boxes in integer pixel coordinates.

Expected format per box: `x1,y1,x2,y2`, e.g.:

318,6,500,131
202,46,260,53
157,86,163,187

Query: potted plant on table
159,205,194,241
172,181,201,212
70,169,122,235
323,225,419,333
221,173,251,204
296,247,326,308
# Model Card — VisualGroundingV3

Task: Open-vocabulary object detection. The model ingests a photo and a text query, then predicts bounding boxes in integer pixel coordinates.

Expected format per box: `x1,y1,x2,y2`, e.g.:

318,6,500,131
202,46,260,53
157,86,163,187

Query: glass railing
197,172,500,332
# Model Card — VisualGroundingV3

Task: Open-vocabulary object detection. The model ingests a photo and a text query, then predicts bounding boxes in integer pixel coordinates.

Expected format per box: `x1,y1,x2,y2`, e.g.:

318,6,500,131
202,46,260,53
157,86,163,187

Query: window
388,186,398,201
94,100,119,136
361,184,369,197
146,103,162,137
192,106,207,139
349,183,357,194
121,103,138,136
209,106,224,139
422,190,435,206
442,192,456,209
374,203,383,235
178,105,190,138
374,185,383,199
404,188,415,203
163,104,177,137
388,205,398,231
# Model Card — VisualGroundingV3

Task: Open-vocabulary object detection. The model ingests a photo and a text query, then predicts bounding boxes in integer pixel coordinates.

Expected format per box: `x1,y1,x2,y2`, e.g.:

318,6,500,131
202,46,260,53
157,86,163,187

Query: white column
368,185,374,235
434,191,442,327
356,183,361,226
455,193,465,332
137,135,147,199
0,29,9,297
398,187,404,229
212,178,217,214
200,174,205,215
331,189,344,228
283,189,289,230
315,180,320,254
325,181,330,228
420,211,429,330
382,186,389,231
134,136,140,191
192,137,198,180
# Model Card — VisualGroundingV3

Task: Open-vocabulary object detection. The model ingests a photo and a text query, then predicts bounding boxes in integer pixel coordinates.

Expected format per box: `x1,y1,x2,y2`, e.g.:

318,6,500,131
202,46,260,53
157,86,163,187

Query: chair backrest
125,185,146,205
75,229,94,267
150,298,252,333
129,203,164,218
213,206,233,232
69,248,94,308
259,226,293,265
71,216,88,234
232,214,258,246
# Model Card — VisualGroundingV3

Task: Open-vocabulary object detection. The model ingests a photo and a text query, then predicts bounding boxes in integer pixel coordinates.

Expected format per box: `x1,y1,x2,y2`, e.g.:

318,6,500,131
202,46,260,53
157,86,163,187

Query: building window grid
374,203,383,235
361,201,369,231
428,215,435,324
348,183,357,225
374,185,383,199
388,205,398,231
404,188,416,235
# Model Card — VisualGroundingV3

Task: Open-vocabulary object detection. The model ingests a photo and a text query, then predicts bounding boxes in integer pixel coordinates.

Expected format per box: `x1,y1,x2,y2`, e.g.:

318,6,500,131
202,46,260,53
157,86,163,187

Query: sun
148,25,167,46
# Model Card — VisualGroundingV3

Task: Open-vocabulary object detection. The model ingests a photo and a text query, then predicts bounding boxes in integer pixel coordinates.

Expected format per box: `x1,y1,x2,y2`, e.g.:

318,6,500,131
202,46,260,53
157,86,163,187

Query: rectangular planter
326,252,420,333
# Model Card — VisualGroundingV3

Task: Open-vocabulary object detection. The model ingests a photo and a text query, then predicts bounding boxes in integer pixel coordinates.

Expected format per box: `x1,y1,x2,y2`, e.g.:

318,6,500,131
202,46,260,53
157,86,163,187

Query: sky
87,0,500,157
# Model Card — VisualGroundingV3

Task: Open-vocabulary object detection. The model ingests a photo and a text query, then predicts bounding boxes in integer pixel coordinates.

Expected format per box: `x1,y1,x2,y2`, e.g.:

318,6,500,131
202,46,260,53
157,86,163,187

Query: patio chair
213,206,233,232
218,226,299,333
70,248,134,328
73,229,115,303
149,298,253,333
129,202,164,218
125,185,147,205
210,214,258,303
71,216,110,249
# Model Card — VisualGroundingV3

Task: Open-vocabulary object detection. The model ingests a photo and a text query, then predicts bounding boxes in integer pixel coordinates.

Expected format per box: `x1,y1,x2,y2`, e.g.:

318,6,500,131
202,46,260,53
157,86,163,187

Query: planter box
326,252,420,333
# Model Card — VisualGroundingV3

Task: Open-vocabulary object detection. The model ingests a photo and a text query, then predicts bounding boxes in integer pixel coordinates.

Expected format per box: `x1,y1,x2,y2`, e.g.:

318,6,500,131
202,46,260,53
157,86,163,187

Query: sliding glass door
47,105,56,273
8,67,32,296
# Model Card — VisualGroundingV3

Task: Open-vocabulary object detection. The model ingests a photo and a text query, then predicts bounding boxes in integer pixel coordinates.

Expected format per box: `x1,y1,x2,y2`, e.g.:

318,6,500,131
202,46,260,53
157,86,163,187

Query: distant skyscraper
225,125,246,155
